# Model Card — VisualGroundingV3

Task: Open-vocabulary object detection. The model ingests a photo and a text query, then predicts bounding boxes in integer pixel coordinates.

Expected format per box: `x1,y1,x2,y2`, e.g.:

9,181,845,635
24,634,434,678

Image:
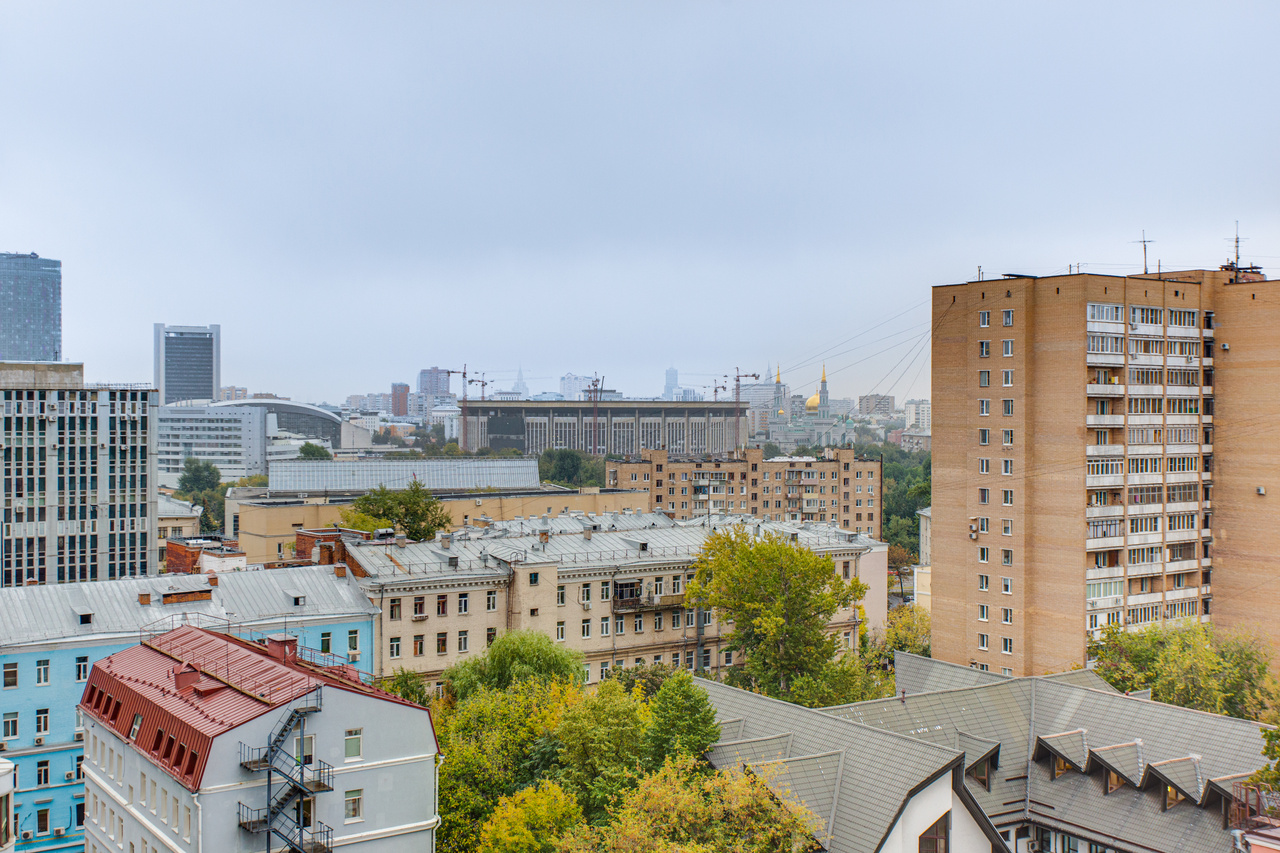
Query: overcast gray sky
2,2,1277,404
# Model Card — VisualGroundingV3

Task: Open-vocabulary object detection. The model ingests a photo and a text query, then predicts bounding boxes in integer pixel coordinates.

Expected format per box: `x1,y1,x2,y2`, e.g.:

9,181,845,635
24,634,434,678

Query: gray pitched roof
0,566,378,648
823,655,1272,852
696,679,1005,853
893,650,1118,695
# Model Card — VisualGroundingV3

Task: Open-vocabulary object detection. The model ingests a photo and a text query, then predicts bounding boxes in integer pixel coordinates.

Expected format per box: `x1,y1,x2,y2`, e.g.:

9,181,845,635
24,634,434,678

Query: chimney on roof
539,530,550,544
440,534,452,550
266,634,298,663
396,535,407,549
207,574,219,587
138,592,152,605
584,528,592,541
334,564,347,578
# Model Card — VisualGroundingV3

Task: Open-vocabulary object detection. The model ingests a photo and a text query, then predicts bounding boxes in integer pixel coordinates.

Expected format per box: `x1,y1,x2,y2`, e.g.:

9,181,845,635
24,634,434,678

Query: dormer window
1053,755,1070,779
968,759,990,791
1106,770,1126,794
1164,785,1184,810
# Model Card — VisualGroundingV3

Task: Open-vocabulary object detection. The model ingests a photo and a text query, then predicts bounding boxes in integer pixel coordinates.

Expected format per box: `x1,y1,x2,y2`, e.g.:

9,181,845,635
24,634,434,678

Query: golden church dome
805,392,821,412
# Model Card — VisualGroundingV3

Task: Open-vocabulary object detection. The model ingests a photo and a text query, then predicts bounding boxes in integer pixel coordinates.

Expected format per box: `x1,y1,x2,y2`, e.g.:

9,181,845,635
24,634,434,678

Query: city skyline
3,4,1276,402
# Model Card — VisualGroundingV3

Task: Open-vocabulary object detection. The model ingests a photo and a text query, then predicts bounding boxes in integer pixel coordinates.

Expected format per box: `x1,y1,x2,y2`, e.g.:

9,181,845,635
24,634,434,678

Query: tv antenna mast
733,368,760,451
1132,230,1154,275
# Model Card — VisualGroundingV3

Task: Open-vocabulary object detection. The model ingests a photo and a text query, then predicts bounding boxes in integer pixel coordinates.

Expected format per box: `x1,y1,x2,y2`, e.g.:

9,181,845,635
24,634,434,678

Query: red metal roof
79,625,433,791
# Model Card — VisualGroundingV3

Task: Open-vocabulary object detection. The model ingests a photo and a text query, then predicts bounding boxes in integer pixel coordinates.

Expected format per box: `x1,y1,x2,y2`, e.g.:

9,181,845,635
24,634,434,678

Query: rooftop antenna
1132,231,1154,274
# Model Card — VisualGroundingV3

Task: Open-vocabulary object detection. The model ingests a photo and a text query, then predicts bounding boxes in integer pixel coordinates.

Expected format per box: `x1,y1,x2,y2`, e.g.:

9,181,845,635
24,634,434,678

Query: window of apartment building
634,614,643,633
1003,309,1014,327
580,584,591,603
581,619,591,639
1002,399,1014,416
320,632,331,653
1169,309,1197,327
436,595,447,616
1168,512,1197,531
76,656,89,682
35,659,49,685
1003,429,1014,446
1002,637,1013,655
979,458,990,474
979,370,990,387
979,399,990,416
1002,490,1013,507
1002,370,1013,387
3,712,17,739
436,633,447,654
389,598,402,620
1131,306,1163,326
413,635,424,656
555,621,566,641
345,729,362,761
672,609,682,629
529,572,540,585
348,630,359,653
615,615,625,634
978,633,989,650
601,581,611,601
487,627,497,646
1088,302,1124,322
978,547,989,563
389,637,401,659
978,488,989,504
1130,515,1160,534
979,341,990,358
457,593,469,614
978,517,989,533
1002,608,1013,625
1001,549,1013,566
1002,340,1014,357
1002,519,1013,536
600,616,610,636
458,631,469,652
978,428,989,445
408,596,422,617
487,590,497,611
1001,577,1012,595
978,574,989,591
654,611,664,631
672,574,683,594
978,604,989,622
1002,459,1013,476
344,789,363,823
979,311,990,327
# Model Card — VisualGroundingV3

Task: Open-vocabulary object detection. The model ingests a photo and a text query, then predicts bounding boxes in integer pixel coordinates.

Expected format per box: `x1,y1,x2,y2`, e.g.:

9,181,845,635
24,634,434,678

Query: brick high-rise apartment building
609,447,882,537
931,265,1277,675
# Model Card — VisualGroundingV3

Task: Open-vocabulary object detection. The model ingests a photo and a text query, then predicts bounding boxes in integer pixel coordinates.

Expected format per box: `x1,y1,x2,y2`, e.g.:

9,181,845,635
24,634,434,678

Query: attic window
1053,755,1071,779
129,714,143,740
79,613,93,625
1165,785,1184,810
1106,770,1126,794
918,811,950,853
968,758,990,791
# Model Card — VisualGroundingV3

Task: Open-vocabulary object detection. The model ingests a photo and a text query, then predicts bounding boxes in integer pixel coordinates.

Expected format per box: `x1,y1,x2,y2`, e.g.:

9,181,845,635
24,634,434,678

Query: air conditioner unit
968,532,978,540
0,741,7,750
581,602,592,611
21,831,33,840
969,524,977,532
74,731,84,742
475,498,483,506
1026,843,1041,853
54,827,66,837
1186,355,1194,363
347,651,360,662
65,771,75,781
34,736,45,746
411,614,428,622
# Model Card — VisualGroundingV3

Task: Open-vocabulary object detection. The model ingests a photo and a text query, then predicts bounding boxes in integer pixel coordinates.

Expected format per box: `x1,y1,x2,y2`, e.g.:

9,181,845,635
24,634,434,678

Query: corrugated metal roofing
0,566,378,648
347,513,874,583
157,493,202,518
268,458,539,492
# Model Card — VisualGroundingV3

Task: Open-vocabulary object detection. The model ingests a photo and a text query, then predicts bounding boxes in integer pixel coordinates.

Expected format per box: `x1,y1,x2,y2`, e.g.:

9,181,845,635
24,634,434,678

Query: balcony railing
612,593,686,612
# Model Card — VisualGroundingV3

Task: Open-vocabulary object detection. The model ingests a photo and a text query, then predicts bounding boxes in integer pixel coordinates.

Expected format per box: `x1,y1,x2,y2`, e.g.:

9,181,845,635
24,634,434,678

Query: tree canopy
642,670,720,771
444,629,584,703
1089,622,1275,720
297,441,332,460
555,680,648,822
177,456,221,494
538,449,604,488
688,529,865,698
477,781,582,853
351,479,452,540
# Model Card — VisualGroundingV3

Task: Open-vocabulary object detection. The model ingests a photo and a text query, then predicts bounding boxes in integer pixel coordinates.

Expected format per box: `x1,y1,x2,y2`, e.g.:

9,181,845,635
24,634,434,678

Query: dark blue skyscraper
0,252,62,361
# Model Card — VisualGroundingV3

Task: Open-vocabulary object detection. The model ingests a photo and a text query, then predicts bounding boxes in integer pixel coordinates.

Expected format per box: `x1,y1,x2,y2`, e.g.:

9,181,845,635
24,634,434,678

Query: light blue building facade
0,566,377,852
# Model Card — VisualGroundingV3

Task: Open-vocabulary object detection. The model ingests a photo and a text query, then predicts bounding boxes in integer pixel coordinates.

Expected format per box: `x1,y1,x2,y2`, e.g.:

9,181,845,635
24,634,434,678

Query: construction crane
733,367,760,451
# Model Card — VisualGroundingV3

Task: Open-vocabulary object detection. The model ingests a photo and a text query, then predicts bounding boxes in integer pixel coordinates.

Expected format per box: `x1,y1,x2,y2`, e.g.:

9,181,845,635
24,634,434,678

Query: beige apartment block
227,487,649,563
324,512,887,688
932,265,1278,676
607,447,883,538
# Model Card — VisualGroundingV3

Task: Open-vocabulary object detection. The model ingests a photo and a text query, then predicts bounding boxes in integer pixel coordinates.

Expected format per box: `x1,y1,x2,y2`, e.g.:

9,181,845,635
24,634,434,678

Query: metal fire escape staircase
237,686,334,853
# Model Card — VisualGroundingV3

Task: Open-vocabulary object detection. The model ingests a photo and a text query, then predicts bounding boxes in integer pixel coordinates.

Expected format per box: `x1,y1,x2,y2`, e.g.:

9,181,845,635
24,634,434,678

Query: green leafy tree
297,442,332,460
352,480,453,540
790,651,895,708
643,670,719,770
1250,729,1280,791
382,667,432,706
555,680,647,822
608,662,677,699
883,516,920,557
761,442,784,458
866,604,932,669
1089,623,1275,719
177,457,221,494
556,757,822,853
539,449,604,488
337,506,394,533
477,781,582,853
688,529,865,698
444,630,585,704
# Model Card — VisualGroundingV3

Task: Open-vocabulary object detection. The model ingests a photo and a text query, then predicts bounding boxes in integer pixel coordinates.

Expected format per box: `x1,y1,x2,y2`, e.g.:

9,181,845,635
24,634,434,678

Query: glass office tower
0,252,61,362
